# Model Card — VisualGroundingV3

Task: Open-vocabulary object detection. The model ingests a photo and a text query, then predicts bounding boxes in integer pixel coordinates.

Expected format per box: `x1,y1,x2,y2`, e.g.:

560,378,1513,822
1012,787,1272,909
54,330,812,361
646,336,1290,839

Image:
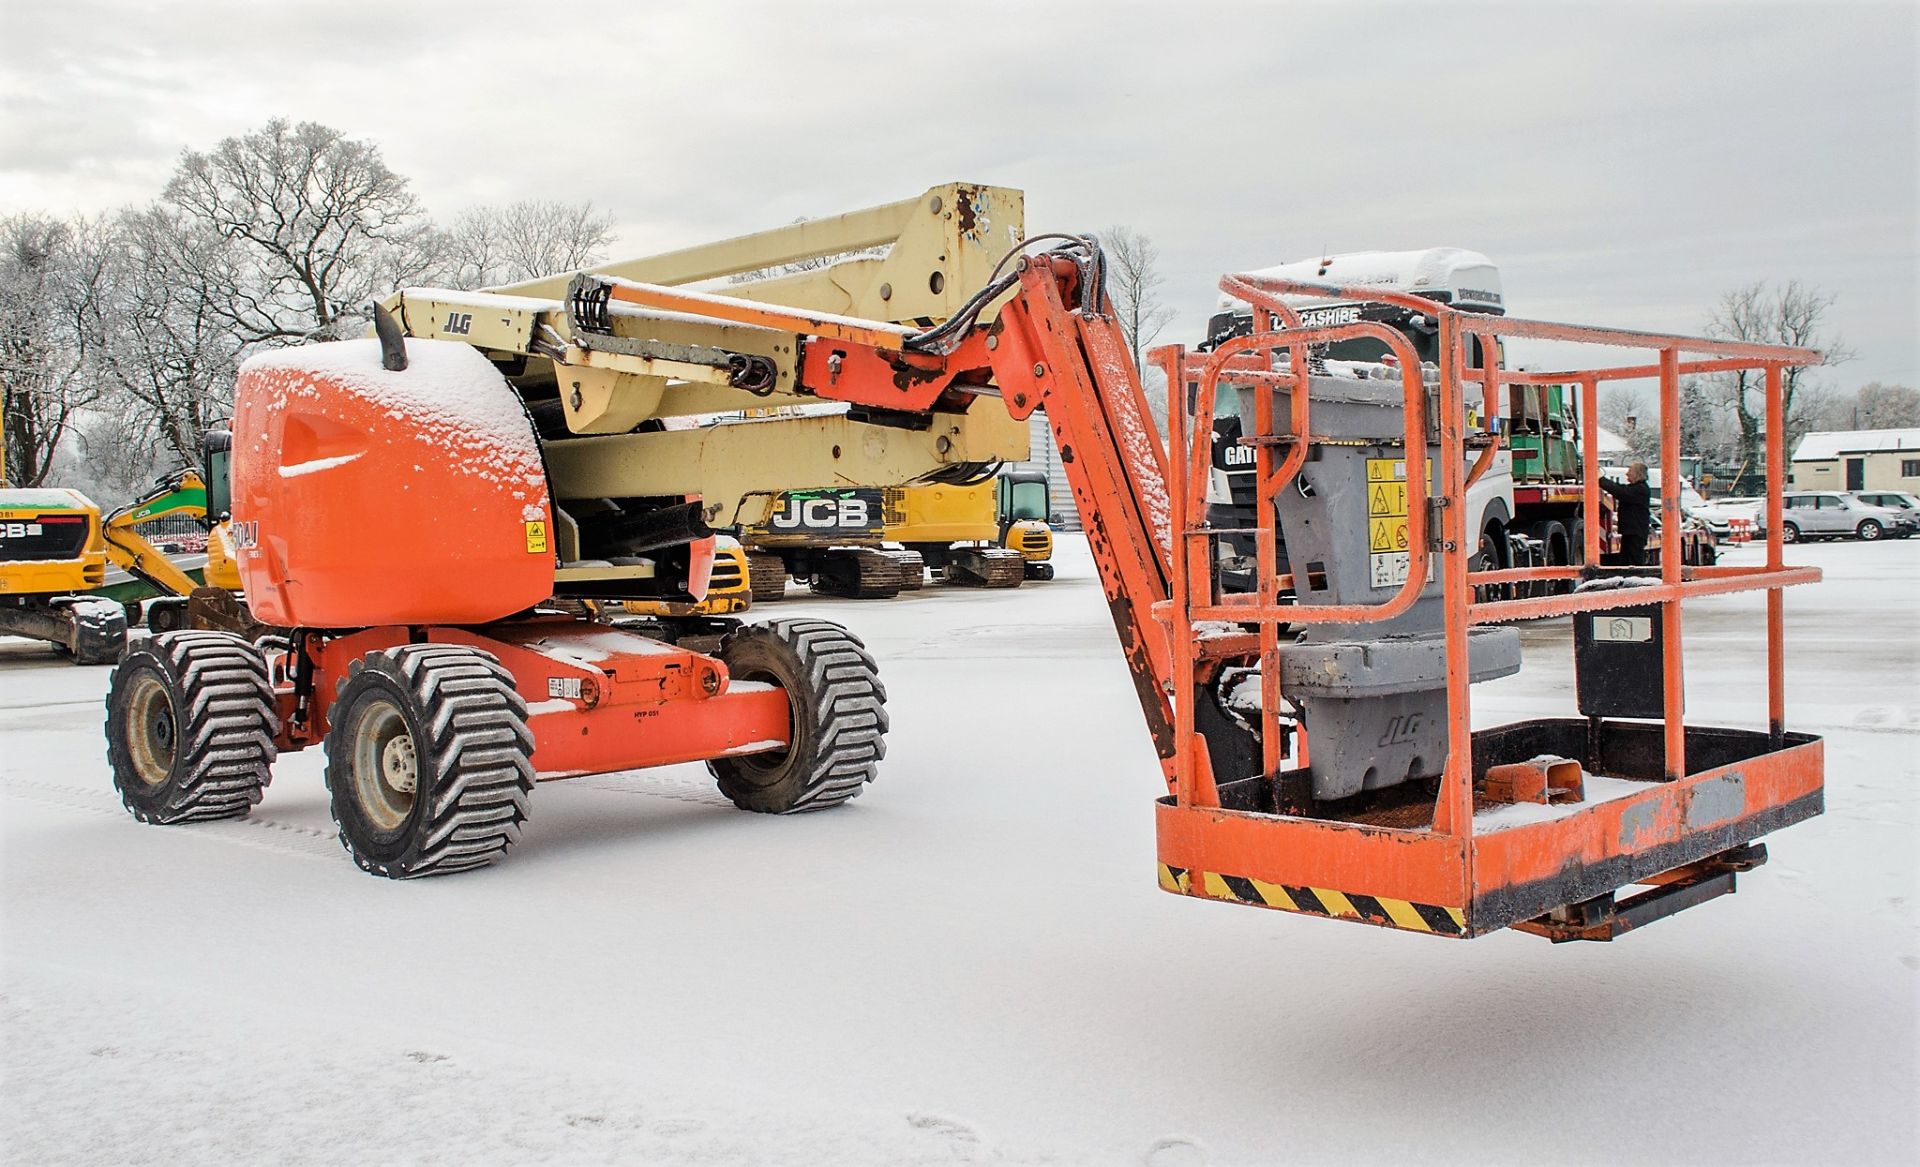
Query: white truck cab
1202,248,1519,587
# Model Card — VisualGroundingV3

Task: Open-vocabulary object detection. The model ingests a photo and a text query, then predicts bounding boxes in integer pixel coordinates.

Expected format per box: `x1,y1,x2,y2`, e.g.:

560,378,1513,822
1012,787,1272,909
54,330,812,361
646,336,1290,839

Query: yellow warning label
1368,481,1408,518
524,521,549,554
1369,516,1411,552
1365,457,1407,483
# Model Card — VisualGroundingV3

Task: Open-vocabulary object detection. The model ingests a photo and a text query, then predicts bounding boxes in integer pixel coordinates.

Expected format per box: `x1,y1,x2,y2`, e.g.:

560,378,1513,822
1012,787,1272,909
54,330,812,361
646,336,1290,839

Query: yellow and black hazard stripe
1158,863,1467,936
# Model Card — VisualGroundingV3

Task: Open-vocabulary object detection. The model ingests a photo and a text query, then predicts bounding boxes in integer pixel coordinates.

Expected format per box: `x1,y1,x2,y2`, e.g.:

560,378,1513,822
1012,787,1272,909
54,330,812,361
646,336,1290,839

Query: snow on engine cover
231,337,553,628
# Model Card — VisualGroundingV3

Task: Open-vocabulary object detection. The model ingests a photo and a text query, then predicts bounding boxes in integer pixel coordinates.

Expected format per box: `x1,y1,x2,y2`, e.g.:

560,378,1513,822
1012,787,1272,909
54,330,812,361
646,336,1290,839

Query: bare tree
1596,384,1660,462
72,208,244,466
163,119,441,342
1703,279,1853,469
1821,382,1920,430
0,213,101,486
1102,225,1176,373
445,199,617,288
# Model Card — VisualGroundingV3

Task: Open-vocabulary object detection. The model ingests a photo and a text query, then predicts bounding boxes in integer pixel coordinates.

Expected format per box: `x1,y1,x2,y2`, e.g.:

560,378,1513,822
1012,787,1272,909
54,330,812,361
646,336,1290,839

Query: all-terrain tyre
1856,519,1882,542
105,631,276,823
707,619,887,813
68,599,128,665
1781,521,1801,544
324,644,534,878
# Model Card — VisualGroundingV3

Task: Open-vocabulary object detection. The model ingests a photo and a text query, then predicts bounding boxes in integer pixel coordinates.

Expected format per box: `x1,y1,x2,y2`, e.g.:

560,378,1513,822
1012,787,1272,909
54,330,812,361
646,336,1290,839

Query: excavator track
809,548,903,599
883,549,925,591
948,547,1026,589
745,552,789,604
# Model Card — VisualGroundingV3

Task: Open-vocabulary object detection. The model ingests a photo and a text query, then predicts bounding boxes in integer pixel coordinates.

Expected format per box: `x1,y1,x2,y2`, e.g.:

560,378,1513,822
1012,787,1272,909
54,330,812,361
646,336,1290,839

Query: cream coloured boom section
543,408,1028,529
388,184,1034,523
495,183,1026,327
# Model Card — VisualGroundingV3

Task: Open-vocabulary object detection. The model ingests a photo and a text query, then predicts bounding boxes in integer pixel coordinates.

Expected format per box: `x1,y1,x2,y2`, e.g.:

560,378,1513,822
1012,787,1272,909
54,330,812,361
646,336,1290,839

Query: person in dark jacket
1600,461,1652,566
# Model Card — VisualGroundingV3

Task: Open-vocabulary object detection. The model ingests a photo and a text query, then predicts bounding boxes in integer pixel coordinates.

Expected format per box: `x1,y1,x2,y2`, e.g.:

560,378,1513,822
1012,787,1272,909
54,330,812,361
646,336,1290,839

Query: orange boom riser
231,339,554,628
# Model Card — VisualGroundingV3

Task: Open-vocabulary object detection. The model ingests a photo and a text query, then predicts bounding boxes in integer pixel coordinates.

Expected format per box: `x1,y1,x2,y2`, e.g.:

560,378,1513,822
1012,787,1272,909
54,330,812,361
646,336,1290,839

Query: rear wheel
324,644,534,878
105,631,276,823
708,619,887,813
1856,519,1882,541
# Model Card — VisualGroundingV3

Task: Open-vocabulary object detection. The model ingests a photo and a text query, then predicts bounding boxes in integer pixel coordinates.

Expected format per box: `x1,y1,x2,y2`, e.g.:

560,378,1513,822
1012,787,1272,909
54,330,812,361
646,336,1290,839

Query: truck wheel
1856,520,1882,541
325,645,534,878
105,631,276,823
1026,561,1055,581
708,619,887,813
69,600,128,665
1781,522,1800,544
1471,530,1506,602
1539,521,1572,595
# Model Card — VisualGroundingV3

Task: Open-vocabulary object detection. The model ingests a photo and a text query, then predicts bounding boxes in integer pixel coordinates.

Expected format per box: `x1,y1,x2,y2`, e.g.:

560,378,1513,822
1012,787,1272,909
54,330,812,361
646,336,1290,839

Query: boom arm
569,249,1193,785
101,469,210,600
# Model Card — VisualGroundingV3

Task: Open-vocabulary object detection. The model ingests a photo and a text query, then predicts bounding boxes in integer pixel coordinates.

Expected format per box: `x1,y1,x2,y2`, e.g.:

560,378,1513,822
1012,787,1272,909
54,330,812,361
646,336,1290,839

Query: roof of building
1791,428,1920,461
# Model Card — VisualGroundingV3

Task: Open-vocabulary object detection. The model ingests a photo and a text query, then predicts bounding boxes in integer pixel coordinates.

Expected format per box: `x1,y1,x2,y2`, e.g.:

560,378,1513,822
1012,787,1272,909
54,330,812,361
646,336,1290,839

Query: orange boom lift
102,232,1823,940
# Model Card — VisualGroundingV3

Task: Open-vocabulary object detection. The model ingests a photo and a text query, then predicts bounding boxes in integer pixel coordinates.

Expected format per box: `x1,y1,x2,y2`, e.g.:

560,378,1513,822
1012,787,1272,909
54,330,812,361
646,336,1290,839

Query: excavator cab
995,470,1055,579
202,428,233,521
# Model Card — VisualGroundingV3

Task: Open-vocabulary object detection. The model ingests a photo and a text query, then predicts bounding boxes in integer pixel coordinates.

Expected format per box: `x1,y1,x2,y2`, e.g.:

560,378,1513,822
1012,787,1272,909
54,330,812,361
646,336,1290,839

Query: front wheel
1781,522,1801,544
324,644,534,878
708,619,887,813
1856,520,1882,541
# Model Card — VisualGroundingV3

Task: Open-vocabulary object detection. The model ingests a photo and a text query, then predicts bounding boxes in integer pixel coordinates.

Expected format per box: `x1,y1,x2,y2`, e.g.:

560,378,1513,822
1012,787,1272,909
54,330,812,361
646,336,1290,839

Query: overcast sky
2,0,1914,391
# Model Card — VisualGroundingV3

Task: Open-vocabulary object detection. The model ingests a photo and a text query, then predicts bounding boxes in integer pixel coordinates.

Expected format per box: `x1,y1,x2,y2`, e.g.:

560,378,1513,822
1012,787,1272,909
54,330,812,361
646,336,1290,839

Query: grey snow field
2,534,1915,1165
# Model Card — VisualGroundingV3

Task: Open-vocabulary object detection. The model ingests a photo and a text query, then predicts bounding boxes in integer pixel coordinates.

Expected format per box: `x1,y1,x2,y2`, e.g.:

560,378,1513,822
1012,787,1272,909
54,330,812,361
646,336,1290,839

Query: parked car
1852,491,1920,526
1681,486,1743,540
1779,491,1916,543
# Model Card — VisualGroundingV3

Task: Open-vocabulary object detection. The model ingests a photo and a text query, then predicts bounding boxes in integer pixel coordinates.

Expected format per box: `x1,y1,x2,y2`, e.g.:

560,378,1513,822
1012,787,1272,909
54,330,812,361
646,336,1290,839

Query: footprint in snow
404,1050,449,1064
908,1113,981,1144
1145,1135,1210,1167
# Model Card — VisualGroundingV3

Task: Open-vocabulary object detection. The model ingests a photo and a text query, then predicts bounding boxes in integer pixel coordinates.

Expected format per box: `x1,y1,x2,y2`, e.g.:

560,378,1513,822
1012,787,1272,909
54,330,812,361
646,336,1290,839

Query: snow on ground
3,535,1915,1165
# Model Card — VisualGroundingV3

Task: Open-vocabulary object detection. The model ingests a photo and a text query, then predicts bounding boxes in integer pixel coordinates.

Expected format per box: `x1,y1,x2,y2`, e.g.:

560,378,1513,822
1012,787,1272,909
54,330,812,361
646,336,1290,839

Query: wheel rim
1861,523,1880,540
349,697,417,832
1783,525,1798,543
123,671,177,788
729,665,793,785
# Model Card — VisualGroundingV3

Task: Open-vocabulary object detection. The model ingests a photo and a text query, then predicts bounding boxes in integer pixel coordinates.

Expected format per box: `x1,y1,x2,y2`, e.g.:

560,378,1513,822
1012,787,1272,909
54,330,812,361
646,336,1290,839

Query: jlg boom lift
101,188,1824,940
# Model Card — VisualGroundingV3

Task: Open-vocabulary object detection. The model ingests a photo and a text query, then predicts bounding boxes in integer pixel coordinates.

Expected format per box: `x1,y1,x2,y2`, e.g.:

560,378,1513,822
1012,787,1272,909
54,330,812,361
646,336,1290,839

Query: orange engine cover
231,337,554,628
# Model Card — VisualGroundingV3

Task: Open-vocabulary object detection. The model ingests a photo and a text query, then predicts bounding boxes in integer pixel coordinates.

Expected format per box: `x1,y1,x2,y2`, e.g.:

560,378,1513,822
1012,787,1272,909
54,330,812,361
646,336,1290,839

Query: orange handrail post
1765,363,1787,746
1659,347,1687,781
